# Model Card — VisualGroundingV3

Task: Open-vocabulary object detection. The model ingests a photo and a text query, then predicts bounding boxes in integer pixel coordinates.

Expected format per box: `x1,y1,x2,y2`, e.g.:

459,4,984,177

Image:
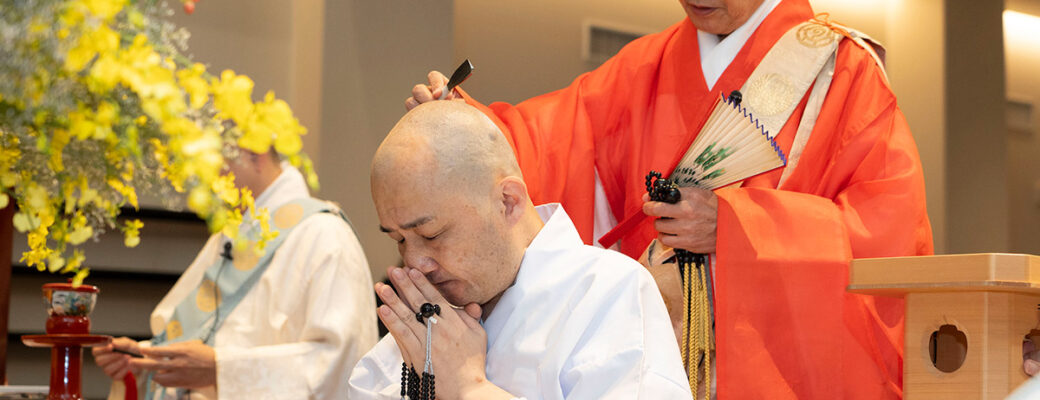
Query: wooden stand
21,334,111,400
848,253,1040,399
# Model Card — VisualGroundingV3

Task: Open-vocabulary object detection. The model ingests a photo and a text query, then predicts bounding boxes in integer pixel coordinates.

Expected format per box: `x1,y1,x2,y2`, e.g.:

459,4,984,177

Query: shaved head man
370,101,538,311
349,101,691,400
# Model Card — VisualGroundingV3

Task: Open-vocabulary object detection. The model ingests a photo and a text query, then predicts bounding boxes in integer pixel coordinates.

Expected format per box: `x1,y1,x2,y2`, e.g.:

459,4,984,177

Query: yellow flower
256,210,279,248
244,91,307,156
47,253,66,273
211,70,255,124
25,184,48,210
1,171,20,189
123,219,143,247
83,0,127,20
96,101,118,126
13,212,40,232
48,129,70,172
187,186,212,215
59,4,86,30
239,188,255,212
107,178,139,208
78,187,99,207
238,123,272,154
63,250,86,273
37,208,56,231
71,268,90,286
23,230,51,271
212,174,239,206
67,213,93,245
65,24,119,72
177,63,209,109
220,209,242,239
127,9,145,29
89,54,121,92
0,193,8,209
274,131,303,155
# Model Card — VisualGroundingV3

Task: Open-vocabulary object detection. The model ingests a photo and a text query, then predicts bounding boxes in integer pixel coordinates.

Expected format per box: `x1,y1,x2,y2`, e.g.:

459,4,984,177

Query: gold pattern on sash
796,22,836,48
195,279,221,313
746,73,797,116
232,242,261,271
165,320,183,340
273,203,304,230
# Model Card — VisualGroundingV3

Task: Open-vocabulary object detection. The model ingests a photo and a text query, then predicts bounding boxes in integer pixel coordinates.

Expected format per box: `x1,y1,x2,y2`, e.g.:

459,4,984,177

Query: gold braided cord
681,258,713,400
698,261,713,400
681,262,691,372
683,263,696,392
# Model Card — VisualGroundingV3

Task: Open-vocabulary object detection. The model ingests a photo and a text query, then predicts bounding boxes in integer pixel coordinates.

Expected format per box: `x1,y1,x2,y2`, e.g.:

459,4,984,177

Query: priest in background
348,101,692,399
407,0,933,398
91,149,378,399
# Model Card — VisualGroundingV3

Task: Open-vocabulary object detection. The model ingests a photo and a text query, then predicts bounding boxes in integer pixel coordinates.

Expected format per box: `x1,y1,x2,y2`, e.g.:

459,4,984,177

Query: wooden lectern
848,253,1040,399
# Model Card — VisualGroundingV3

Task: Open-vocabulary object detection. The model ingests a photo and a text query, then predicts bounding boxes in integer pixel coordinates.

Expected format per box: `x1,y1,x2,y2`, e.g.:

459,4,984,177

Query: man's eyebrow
378,216,433,233
401,216,433,230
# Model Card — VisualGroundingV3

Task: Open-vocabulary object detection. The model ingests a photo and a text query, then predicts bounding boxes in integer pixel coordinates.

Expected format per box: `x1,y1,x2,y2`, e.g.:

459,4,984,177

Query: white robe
348,204,692,399
112,165,378,400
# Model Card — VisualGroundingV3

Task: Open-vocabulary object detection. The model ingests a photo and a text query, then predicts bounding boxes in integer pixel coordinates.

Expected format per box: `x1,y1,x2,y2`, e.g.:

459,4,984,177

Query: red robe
460,0,933,398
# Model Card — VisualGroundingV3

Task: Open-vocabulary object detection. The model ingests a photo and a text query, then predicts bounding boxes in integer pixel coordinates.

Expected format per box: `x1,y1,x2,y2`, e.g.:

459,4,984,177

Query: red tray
21,334,112,348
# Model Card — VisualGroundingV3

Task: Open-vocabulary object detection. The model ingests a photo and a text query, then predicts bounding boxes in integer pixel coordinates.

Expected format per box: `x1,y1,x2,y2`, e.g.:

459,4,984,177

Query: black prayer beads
401,363,423,400
415,302,441,323
421,372,434,400
402,302,441,400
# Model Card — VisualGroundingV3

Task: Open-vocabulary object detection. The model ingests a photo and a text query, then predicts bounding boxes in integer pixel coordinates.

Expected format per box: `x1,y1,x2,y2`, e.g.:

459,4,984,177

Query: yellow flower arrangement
0,0,318,284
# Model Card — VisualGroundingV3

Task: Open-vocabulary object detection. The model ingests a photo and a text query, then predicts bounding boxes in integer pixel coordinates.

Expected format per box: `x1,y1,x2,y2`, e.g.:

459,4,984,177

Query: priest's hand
376,266,515,400
405,70,463,110
92,336,141,380
642,187,718,254
130,340,216,388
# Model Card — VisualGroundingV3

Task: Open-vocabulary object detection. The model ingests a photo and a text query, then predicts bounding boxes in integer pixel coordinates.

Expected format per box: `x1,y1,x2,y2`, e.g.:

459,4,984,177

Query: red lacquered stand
21,334,111,400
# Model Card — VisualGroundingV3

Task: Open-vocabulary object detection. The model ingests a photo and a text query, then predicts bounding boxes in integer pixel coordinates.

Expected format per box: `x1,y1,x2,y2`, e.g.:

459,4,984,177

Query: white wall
453,0,683,104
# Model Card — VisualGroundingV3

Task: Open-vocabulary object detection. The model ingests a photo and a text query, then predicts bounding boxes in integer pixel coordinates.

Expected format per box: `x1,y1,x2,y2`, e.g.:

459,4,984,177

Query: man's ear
499,176,529,225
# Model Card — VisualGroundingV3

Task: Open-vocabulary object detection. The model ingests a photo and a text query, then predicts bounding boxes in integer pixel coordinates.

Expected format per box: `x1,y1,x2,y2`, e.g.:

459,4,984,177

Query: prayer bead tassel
680,254,713,400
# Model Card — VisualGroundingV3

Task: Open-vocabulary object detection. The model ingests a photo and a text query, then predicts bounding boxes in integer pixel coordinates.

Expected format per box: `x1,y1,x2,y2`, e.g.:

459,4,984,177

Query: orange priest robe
458,0,933,398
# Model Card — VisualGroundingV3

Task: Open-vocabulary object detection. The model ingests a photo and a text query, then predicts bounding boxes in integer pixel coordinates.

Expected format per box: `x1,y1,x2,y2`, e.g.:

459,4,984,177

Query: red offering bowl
24,283,110,400
41,283,98,334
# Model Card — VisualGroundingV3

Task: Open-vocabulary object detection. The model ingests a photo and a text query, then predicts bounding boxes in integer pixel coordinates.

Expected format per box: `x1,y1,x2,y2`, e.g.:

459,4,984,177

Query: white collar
481,204,581,338
697,0,782,90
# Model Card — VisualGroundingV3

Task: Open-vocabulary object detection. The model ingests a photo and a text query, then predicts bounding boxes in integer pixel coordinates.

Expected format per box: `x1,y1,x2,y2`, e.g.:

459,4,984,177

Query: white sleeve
212,215,378,400
558,258,692,400
347,336,407,400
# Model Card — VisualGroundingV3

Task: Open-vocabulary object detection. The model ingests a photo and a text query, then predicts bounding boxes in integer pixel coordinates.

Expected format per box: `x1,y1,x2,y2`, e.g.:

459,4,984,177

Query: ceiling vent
582,20,652,66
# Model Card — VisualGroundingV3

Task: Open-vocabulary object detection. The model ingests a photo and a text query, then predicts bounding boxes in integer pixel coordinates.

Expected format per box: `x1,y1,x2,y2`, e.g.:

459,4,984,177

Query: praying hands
375,266,515,400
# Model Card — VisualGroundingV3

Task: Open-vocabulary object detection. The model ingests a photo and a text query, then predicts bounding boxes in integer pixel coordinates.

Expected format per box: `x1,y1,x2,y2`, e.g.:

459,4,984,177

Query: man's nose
401,246,437,273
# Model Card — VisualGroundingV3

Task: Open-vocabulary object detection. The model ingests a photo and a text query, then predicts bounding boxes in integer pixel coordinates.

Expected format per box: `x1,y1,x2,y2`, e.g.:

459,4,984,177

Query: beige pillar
944,0,1009,253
